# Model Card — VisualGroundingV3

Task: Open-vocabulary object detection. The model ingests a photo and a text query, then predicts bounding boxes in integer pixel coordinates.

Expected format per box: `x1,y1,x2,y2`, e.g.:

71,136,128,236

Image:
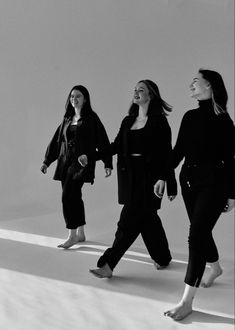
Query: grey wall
0,0,234,250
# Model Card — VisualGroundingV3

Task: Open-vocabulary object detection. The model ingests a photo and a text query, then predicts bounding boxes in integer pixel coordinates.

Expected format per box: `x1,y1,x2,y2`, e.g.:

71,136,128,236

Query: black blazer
43,113,112,183
111,115,177,208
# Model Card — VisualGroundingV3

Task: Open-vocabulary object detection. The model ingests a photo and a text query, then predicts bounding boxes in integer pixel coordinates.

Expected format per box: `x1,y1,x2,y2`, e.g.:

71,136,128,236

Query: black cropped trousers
182,184,227,287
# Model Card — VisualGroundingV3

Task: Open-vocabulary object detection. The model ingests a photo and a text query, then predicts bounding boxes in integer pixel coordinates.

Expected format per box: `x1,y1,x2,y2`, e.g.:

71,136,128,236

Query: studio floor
0,205,234,330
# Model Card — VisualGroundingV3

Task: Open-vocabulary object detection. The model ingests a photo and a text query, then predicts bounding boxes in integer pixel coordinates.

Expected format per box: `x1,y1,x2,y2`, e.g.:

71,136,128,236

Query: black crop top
128,127,145,154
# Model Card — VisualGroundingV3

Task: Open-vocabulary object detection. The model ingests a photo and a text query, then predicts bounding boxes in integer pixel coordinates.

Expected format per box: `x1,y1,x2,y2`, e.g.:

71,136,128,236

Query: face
189,73,211,100
133,82,150,105
70,89,86,109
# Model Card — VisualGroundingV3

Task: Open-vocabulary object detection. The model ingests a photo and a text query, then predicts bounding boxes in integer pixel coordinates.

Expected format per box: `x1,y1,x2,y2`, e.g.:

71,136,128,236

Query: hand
105,168,112,177
168,195,176,201
40,164,48,174
154,180,165,199
223,199,235,213
78,154,88,167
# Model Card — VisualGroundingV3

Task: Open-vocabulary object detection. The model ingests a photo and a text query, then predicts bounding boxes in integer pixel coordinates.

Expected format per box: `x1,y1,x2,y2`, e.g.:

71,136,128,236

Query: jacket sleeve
43,125,61,167
171,112,189,169
109,116,129,156
157,117,177,196
93,115,113,169
220,114,235,199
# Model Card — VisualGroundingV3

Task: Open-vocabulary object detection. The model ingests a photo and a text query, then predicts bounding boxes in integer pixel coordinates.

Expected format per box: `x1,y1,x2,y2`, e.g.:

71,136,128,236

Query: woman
156,69,235,320
41,85,112,248
89,79,177,278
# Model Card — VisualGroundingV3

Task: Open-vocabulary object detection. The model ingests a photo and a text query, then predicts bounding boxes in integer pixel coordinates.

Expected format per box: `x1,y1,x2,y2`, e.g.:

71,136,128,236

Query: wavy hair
64,85,95,119
128,79,172,117
199,69,228,115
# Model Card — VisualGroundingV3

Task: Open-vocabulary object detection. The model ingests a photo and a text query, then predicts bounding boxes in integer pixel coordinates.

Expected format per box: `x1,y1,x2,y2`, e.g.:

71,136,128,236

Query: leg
58,177,86,248
164,284,196,321
201,260,223,288
141,210,172,268
201,232,223,288
165,187,227,320
184,188,226,287
90,205,140,277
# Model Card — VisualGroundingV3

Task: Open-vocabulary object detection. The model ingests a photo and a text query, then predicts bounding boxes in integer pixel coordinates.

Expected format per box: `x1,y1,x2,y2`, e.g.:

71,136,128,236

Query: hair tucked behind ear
199,69,228,115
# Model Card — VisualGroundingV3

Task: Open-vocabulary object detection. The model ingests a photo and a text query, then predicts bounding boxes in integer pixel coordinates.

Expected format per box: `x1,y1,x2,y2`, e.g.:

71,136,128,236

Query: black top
128,127,145,154
67,124,77,143
172,99,235,197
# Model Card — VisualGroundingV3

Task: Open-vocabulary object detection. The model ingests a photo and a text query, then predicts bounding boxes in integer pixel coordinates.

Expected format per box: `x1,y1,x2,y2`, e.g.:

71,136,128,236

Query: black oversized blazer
111,115,177,209
43,113,112,183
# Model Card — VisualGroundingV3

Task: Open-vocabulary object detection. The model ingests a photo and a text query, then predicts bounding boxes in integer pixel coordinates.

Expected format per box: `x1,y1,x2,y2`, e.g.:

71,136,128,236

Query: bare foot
201,267,223,288
57,234,86,249
89,264,113,278
164,302,193,321
154,262,169,270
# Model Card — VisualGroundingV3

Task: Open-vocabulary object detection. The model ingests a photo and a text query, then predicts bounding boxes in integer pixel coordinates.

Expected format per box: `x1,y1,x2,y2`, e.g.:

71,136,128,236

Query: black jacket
43,113,112,183
172,99,235,198
111,115,177,208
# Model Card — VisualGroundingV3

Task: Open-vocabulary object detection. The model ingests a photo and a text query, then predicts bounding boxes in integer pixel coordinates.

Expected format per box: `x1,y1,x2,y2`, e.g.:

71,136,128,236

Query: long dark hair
199,69,228,115
64,85,95,119
128,79,172,117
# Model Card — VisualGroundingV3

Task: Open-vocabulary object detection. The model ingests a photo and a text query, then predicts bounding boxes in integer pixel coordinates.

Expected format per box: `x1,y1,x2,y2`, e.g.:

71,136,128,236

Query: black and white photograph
0,0,234,329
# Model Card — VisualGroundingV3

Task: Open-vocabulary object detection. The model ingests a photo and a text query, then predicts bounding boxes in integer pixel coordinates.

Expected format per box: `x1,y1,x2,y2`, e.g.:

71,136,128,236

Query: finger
156,193,163,198
223,204,229,212
226,206,233,213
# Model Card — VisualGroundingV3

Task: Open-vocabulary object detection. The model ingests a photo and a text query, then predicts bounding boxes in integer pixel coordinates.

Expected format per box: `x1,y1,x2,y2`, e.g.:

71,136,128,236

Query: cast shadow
176,310,234,326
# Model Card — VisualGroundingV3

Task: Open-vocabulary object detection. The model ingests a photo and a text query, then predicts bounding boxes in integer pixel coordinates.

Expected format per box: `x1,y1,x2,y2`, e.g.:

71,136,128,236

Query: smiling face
70,89,86,109
133,82,150,105
189,73,212,100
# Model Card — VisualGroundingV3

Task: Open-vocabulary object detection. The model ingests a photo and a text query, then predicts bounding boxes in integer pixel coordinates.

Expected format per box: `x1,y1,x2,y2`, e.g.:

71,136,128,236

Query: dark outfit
172,99,235,287
97,114,177,271
43,113,112,229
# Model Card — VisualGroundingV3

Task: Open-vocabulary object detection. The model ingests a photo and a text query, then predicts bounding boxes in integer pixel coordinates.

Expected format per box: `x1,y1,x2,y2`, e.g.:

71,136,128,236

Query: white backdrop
0,0,234,256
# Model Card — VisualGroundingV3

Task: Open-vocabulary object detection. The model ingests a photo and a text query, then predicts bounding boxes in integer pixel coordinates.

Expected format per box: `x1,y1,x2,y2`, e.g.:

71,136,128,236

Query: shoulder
120,115,133,127
84,112,101,124
218,112,234,124
180,109,198,124
217,112,235,131
183,108,198,118
150,114,169,128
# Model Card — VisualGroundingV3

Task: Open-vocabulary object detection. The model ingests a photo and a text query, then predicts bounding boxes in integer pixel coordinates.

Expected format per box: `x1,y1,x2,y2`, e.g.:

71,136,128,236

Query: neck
138,104,148,118
74,108,81,117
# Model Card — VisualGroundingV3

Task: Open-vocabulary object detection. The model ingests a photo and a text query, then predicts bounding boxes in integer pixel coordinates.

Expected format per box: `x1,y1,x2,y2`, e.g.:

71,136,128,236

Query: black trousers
61,175,85,229
97,205,172,270
97,156,172,271
182,185,227,287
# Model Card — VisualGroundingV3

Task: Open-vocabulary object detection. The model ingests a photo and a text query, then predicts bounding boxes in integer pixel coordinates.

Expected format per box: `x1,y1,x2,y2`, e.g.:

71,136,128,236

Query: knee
188,226,207,250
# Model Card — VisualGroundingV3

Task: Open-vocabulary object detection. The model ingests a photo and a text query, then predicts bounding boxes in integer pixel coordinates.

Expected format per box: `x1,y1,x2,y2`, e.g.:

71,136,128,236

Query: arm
155,113,189,198
42,124,62,167
94,115,113,170
221,114,235,199
171,112,189,169
157,117,177,197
